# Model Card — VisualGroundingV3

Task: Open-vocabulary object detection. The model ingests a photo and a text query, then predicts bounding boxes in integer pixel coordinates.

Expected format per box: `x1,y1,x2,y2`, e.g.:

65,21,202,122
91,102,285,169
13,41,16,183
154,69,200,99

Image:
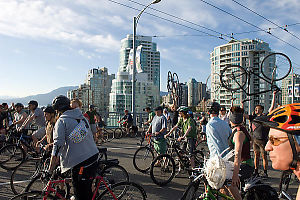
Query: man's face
16,106,22,113
28,104,35,111
220,108,226,115
155,110,162,116
255,106,263,115
44,112,52,121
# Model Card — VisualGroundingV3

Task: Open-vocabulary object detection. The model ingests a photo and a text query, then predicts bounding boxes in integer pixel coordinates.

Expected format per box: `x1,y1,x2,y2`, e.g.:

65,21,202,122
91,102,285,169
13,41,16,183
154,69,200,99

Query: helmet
177,106,189,112
254,103,300,169
207,101,220,114
15,103,24,108
28,100,38,108
43,106,55,114
52,95,70,111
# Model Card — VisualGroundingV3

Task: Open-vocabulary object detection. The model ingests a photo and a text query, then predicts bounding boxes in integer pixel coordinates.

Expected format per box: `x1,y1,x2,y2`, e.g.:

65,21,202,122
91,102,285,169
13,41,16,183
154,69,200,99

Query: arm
178,126,192,141
268,90,277,113
165,124,178,138
14,112,27,125
232,131,245,187
19,113,35,130
49,120,65,172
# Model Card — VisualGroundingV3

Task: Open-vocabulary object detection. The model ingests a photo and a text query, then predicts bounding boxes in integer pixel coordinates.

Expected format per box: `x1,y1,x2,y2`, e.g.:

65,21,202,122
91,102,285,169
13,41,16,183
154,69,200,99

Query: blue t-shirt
206,117,232,157
151,115,167,140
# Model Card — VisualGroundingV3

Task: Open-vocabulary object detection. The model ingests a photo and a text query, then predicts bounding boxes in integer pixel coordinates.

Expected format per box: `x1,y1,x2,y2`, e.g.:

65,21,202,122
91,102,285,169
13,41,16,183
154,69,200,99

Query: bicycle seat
98,147,107,154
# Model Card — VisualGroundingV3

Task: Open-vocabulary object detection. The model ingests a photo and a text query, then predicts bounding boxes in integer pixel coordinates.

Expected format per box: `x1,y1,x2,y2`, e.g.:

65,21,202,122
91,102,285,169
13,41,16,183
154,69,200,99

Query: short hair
71,98,82,108
255,105,264,111
230,106,244,114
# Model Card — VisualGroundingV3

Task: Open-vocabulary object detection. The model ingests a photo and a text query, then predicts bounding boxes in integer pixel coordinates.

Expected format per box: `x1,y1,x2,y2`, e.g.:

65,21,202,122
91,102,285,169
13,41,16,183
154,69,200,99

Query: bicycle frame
240,69,279,96
42,175,118,200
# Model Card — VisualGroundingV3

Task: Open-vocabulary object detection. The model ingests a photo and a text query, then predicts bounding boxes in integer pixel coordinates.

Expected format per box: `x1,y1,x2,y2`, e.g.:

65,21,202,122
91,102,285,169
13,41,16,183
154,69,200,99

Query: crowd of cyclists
1,91,300,199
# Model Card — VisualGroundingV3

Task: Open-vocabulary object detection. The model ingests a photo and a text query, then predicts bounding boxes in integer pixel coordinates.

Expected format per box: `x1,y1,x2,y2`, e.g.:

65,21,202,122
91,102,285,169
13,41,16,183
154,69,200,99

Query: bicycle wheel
133,146,154,173
100,164,129,185
150,154,176,186
128,127,137,138
97,181,147,200
103,129,114,142
194,150,205,168
10,159,39,195
220,65,247,91
167,71,173,92
10,191,45,200
0,144,26,170
261,52,291,81
181,180,205,200
114,128,123,139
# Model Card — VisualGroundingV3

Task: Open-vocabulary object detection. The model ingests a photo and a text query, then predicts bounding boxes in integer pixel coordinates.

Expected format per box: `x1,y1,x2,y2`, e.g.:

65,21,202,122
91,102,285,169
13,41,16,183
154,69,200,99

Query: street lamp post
132,0,161,126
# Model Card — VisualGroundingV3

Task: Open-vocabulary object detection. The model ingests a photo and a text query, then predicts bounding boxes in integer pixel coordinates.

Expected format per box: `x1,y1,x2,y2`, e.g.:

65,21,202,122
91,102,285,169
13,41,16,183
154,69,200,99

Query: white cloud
0,0,120,52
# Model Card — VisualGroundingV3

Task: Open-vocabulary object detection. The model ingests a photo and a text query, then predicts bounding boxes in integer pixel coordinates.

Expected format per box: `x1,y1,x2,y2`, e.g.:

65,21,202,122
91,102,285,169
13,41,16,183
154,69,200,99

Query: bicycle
10,168,147,200
0,127,39,170
96,126,115,144
132,131,161,173
10,147,108,195
149,138,204,186
278,170,293,200
220,53,291,96
114,121,136,139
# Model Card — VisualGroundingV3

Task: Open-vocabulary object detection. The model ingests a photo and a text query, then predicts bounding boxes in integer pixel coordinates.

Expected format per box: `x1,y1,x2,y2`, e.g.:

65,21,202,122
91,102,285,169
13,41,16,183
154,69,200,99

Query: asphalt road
0,137,298,199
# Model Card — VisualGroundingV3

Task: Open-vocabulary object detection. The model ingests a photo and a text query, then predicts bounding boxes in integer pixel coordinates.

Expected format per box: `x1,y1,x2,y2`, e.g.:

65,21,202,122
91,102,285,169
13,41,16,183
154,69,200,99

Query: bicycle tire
261,52,291,81
167,71,173,92
97,181,147,200
220,65,247,91
103,129,114,142
133,146,154,173
114,128,123,139
99,164,129,185
0,144,26,170
10,159,40,195
150,154,176,186
128,127,136,138
181,179,205,200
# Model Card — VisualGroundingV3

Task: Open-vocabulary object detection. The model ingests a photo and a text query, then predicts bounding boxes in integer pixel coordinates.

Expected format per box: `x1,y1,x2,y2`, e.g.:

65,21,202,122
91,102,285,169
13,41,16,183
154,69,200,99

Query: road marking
0,180,30,186
108,146,139,150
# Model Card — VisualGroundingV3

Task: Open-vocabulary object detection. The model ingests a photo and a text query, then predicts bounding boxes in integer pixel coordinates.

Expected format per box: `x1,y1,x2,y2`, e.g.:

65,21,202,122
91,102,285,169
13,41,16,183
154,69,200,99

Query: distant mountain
160,91,168,96
0,86,77,106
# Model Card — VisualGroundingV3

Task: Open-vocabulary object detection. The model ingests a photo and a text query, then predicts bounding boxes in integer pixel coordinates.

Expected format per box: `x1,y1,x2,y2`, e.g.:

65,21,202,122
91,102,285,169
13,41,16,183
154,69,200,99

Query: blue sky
0,0,300,97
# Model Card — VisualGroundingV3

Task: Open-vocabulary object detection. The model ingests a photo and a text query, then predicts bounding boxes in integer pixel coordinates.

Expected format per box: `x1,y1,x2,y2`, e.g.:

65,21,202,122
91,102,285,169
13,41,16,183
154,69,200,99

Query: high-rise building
282,74,300,104
210,39,274,113
119,35,160,90
108,35,160,125
187,78,206,107
68,67,115,112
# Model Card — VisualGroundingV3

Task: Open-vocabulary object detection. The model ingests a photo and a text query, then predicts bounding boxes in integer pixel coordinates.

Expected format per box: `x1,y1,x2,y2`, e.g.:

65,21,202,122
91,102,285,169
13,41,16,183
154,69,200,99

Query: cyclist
243,90,277,178
163,108,171,130
206,101,232,157
166,106,197,168
144,107,155,126
146,106,167,163
13,103,28,134
219,106,230,124
228,106,254,200
49,95,99,200
18,100,46,151
255,103,300,199
119,109,133,135
84,105,99,140
36,106,56,151
2,103,14,128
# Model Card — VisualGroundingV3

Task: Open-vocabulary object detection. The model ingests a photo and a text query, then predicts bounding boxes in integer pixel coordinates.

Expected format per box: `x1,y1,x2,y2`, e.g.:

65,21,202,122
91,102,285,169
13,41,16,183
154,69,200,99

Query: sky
0,0,300,98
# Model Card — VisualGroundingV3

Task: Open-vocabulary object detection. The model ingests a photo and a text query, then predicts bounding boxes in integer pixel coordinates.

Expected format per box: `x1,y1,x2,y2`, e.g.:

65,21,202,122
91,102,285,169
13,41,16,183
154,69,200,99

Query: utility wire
127,0,230,39
199,0,300,52
107,0,229,41
231,0,300,42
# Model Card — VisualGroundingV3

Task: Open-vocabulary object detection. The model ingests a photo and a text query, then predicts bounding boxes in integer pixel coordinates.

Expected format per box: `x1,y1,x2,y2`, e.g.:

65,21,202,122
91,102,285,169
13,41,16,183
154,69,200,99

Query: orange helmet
255,103,300,134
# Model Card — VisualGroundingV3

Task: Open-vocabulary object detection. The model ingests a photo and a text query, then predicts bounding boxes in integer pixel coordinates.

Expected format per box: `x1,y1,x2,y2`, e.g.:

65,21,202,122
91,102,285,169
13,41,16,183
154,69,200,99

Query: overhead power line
231,0,300,42
106,0,229,41
199,0,300,52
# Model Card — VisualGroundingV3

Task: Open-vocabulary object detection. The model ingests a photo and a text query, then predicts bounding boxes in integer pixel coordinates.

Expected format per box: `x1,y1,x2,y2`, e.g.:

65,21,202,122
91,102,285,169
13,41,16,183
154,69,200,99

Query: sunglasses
269,135,289,146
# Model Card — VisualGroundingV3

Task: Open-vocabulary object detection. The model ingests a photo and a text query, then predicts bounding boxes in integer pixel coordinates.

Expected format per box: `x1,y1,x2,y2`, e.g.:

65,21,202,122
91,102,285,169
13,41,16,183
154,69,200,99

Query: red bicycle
10,169,147,200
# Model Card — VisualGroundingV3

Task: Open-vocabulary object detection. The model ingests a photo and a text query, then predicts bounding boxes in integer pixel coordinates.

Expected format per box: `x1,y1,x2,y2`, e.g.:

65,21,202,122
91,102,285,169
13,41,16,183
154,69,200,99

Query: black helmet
43,106,55,114
207,101,221,114
28,100,38,108
52,95,70,111
15,103,24,108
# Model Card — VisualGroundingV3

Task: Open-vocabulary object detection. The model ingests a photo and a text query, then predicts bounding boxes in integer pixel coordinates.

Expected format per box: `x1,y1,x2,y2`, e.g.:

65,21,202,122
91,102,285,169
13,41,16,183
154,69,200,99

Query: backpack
243,184,279,200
